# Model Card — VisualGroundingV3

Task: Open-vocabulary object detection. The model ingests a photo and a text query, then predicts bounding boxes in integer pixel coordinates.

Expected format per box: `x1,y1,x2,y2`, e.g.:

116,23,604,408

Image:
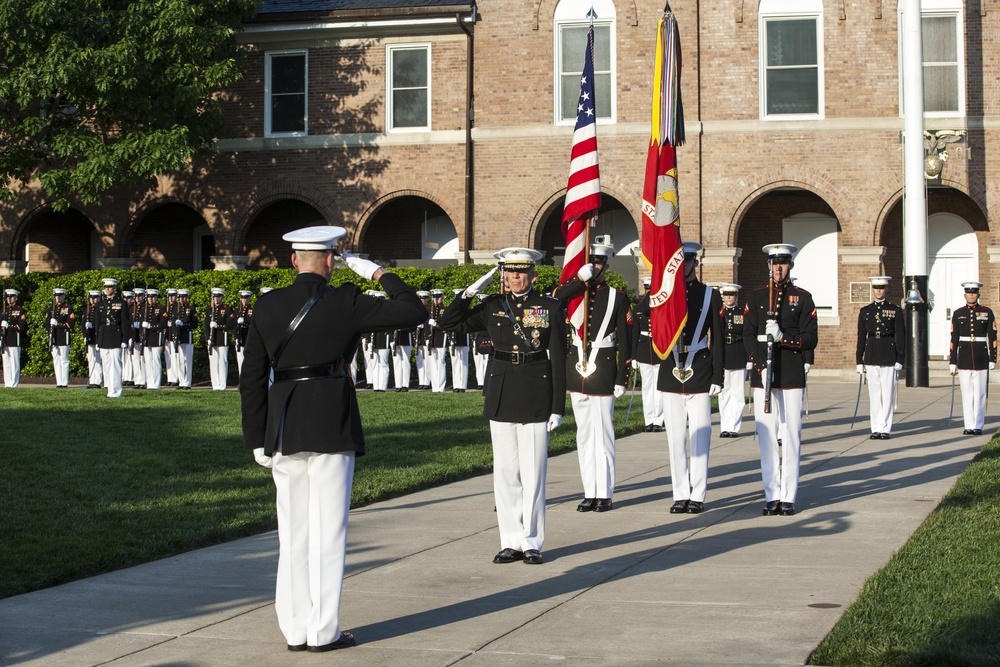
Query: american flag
559,23,602,332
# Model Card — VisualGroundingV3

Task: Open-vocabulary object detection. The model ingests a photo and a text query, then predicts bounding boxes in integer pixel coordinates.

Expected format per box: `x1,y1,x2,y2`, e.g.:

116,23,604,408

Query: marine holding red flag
641,4,687,359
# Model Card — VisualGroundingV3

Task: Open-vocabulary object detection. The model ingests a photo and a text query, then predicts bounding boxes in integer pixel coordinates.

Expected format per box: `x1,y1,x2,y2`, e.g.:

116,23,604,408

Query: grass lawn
2,387,644,600
809,434,1000,667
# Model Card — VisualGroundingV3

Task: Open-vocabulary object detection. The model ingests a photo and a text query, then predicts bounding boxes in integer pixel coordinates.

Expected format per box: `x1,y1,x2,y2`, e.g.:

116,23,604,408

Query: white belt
639,331,650,336
958,336,987,343
572,336,616,349
757,335,770,342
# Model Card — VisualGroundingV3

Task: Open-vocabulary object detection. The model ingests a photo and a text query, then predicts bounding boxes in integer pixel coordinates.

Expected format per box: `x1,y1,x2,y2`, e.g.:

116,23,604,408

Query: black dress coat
856,301,905,367
240,271,426,457
95,295,132,349
657,281,724,394
743,280,818,390
950,304,998,370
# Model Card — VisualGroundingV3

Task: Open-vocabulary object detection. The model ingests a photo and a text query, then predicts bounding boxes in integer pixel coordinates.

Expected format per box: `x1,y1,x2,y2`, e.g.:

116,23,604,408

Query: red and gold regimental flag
641,4,687,359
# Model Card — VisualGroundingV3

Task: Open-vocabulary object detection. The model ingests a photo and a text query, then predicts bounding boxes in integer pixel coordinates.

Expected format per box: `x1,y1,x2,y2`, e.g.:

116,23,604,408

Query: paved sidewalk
0,380,989,666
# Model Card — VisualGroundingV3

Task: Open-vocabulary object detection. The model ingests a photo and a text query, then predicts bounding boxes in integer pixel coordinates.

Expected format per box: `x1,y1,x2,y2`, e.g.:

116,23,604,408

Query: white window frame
758,0,824,121
553,0,616,126
387,43,432,132
898,0,965,118
264,50,308,138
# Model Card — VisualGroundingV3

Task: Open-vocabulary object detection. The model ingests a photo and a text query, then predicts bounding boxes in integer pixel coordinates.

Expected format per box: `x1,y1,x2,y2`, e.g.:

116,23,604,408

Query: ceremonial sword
949,369,956,422
625,363,638,426
850,370,864,430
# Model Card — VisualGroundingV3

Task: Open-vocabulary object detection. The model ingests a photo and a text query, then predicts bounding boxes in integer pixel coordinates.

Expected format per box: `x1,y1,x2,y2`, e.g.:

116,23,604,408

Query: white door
926,213,978,359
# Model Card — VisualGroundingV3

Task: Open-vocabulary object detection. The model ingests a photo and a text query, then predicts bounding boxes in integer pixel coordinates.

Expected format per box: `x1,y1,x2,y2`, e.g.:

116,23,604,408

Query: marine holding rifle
743,244,817,517
2,288,27,388
49,288,76,388
142,289,168,390
205,287,236,390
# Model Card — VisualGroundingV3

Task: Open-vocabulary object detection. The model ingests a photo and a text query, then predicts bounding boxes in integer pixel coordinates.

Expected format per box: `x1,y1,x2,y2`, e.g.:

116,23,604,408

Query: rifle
207,292,215,358
763,278,776,414
48,297,57,353
1,300,8,353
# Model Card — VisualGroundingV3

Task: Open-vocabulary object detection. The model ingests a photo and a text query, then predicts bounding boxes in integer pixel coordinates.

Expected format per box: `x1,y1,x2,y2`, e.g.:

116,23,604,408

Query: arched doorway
244,200,325,269
361,196,457,264
927,213,978,358
17,208,96,273
130,203,210,271
537,195,638,261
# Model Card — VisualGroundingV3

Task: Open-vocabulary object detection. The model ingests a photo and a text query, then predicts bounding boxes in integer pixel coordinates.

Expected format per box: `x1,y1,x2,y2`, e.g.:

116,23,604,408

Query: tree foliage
0,0,260,209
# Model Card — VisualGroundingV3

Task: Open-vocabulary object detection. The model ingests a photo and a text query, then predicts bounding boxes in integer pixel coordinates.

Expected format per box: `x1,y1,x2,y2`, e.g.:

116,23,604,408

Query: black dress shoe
870,433,880,439
973,429,983,435
651,424,665,433
762,501,780,516
719,431,731,438
399,387,408,392
670,500,689,514
456,388,465,393
686,501,705,514
308,632,355,652
576,498,596,512
964,429,973,435
643,424,653,432
593,498,613,512
522,549,543,564
779,502,795,516
287,643,307,652
493,548,524,564
880,433,890,439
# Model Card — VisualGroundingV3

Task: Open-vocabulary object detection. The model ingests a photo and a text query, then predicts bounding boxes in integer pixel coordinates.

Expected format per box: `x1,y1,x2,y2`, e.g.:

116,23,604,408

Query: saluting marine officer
95,278,132,398
856,276,905,439
718,283,747,438
439,248,566,565
744,244,818,516
49,288,76,387
2,288,27,387
552,240,630,513
629,277,665,432
949,281,997,435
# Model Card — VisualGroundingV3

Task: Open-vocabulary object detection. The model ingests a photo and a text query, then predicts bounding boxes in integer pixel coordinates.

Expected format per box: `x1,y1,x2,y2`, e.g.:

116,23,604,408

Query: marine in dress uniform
425,289,449,392
2,288,27,387
949,281,997,435
448,289,471,392
130,288,147,388
362,292,392,392
164,289,179,386
173,289,197,388
83,290,103,387
414,291,431,389
95,278,132,398
235,290,254,376
48,288,76,387
718,283,747,437
391,323,415,391
744,244,818,516
142,289,168,390
552,241,630,513
657,242,724,514
121,291,136,386
856,276,905,439
205,287,237,390
439,248,566,564
629,277,665,432
240,226,425,651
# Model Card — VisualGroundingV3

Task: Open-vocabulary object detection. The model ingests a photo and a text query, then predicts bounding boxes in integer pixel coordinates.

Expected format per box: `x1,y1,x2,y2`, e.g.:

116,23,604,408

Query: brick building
0,0,996,371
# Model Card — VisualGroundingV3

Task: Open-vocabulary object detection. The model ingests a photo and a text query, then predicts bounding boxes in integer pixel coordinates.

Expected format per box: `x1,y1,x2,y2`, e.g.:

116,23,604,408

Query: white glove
894,362,903,372
546,414,562,432
465,267,498,297
577,264,594,282
175,319,183,327
142,321,150,329
803,363,811,374
252,448,274,469
427,318,438,327
237,317,244,324
0,320,6,328
857,364,864,374
416,323,424,329
49,318,58,326
85,321,93,329
949,364,957,374
342,251,381,281
746,361,753,371
709,384,722,396
991,362,997,371
613,384,625,398
765,319,783,342
631,359,639,369
121,343,128,349
210,321,218,328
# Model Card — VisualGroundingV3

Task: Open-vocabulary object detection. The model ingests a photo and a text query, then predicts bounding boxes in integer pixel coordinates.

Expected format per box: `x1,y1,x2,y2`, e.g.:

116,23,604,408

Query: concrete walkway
0,380,989,666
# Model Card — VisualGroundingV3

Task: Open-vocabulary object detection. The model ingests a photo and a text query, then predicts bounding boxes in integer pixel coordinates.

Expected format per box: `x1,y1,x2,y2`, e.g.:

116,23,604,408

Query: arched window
554,0,616,124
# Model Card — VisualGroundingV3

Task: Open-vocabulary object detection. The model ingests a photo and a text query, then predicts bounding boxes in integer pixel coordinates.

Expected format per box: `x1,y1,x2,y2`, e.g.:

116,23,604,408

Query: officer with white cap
949,281,997,435
95,278,132,397
362,291,391,391
83,290,103,388
552,239,631,513
2,288,26,387
657,241,724,514
425,289,449,392
205,287,236,390
49,288,76,387
449,288,471,391
240,225,425,652
130,288,147,389
235,290,254,375
856,276,905,439
718,283,747,437
142,289,168,389
173,289,197,388
414,291,431,389
744,244,818,516
439,247,566,564
628,276,665,432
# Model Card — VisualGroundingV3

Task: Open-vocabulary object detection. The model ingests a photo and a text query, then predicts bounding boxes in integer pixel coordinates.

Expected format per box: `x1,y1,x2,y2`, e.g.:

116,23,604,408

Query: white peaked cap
681,241,703,256
282,225,347,250
494,247,543,269
718,283,741,293
868,276,891,287
763,243,798,258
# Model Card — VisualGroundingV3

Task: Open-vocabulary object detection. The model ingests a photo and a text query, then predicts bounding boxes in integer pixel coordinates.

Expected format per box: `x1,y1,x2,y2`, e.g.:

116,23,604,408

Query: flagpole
582,215,592,363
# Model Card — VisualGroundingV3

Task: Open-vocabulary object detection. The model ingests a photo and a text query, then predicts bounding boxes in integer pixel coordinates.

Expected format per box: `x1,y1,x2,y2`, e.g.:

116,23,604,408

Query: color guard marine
2,288,27,388
49,288,76,388
718,283,747,438
856,276,905,439
949,281,997,435
628,276,665,433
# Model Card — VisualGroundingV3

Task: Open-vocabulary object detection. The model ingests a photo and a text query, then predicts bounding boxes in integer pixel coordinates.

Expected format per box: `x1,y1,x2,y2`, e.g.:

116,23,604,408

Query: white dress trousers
122,346,134,383
164,344,176,384
570,392,617,499
370,349,390,390
2,346,20,387
662,392,712,502
450,346,469,390
271,450,355,648
473,350,489,388
361,342,373,385
131,346,146,386
51,345,70,386
489,421,548,552
392,345,412,389
209,346,229,390
87,344,103,386
865,365,896,434
177,344,194,387
415,344,427,386
638,362,664,427
959,369,988,430
144,346,163,390
752,385,804,503
426,347,448,392
719,368,746,434
100,347,124,398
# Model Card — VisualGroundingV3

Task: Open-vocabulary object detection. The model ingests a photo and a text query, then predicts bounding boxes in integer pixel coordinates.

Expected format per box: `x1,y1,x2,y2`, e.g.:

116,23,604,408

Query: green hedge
1,265,633,380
